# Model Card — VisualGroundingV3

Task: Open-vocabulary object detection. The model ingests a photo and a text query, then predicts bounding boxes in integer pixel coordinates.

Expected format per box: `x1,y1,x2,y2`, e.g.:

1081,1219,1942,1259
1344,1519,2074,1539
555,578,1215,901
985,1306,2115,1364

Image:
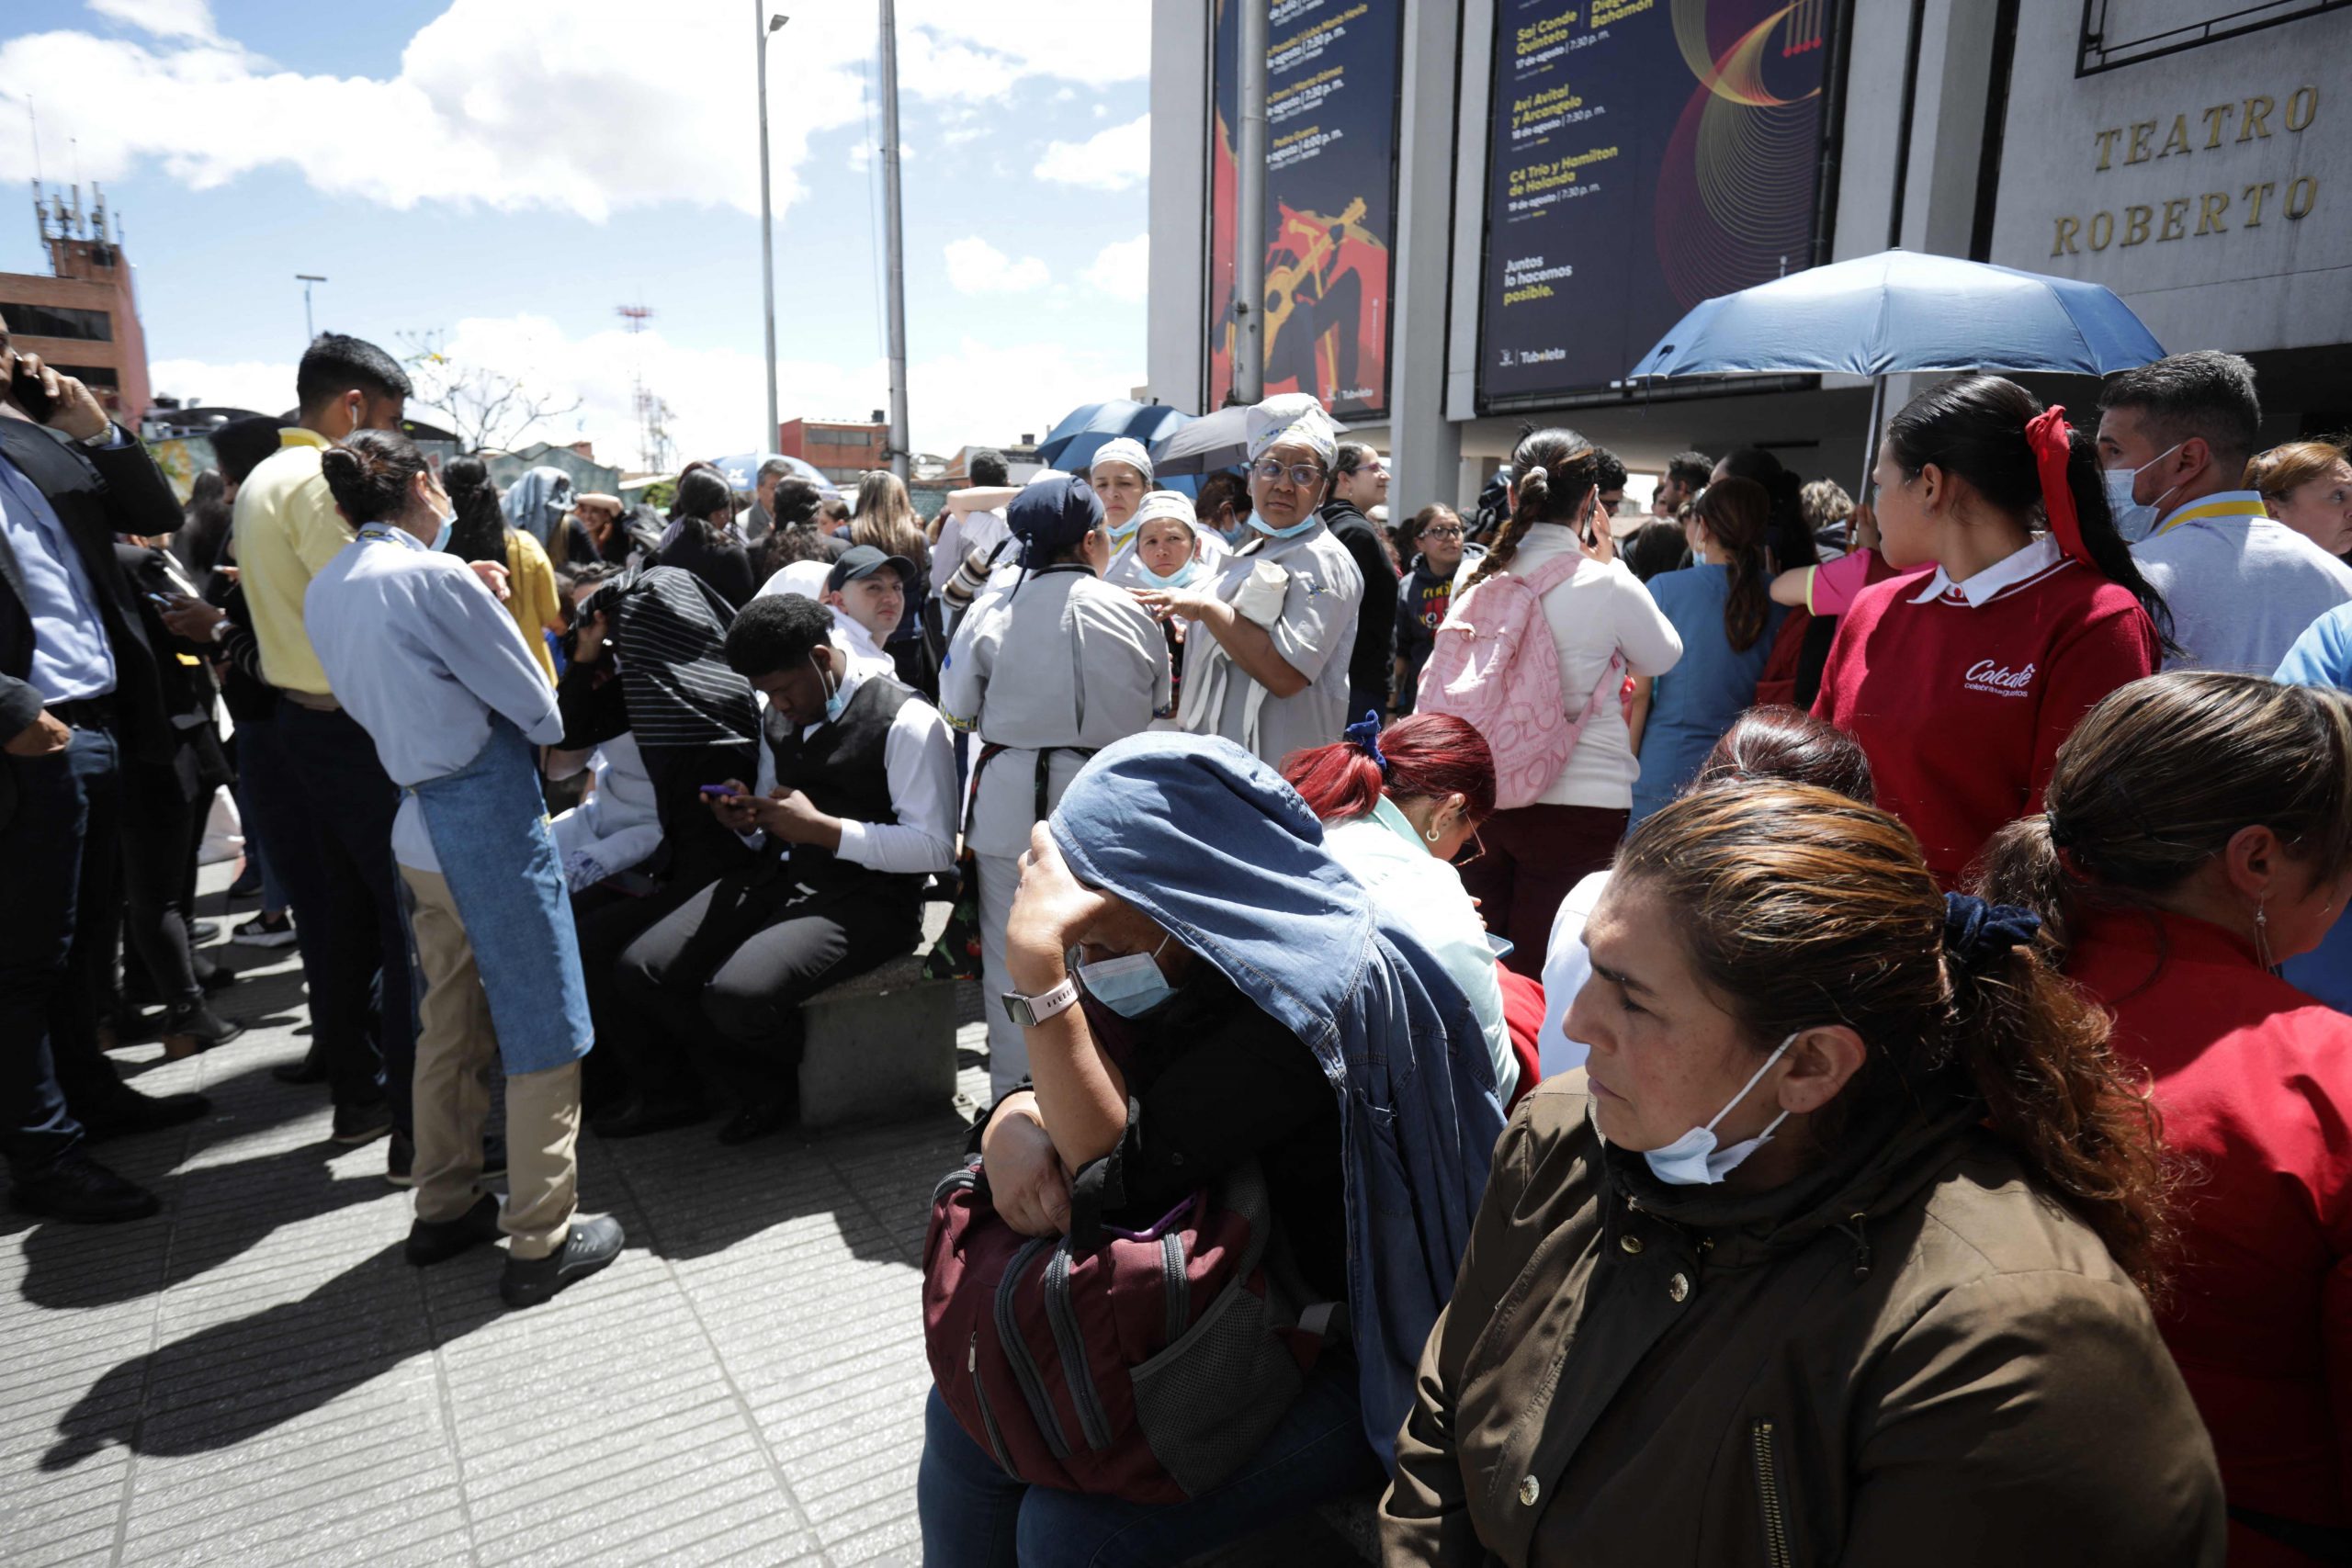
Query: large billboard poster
1478,0,1835,405
1206,1,1402,422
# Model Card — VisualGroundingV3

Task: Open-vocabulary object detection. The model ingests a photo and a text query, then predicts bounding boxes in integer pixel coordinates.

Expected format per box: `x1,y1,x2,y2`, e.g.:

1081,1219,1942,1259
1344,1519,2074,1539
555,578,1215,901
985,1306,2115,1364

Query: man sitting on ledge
585,593,956,1145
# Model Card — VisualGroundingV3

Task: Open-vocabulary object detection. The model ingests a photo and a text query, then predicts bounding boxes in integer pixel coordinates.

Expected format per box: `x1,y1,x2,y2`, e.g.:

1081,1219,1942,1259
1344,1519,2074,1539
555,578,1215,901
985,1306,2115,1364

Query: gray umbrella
1149,402,1350,477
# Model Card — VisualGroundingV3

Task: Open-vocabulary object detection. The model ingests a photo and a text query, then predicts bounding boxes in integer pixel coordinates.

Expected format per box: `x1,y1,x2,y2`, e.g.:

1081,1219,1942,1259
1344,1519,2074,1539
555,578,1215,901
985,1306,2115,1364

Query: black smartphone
9,361,55,423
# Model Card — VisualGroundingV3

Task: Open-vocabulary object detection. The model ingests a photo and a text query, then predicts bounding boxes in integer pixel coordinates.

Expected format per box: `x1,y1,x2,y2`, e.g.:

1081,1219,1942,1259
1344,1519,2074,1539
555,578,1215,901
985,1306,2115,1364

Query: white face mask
1641,1033,1797,1186
2101,442,2184,544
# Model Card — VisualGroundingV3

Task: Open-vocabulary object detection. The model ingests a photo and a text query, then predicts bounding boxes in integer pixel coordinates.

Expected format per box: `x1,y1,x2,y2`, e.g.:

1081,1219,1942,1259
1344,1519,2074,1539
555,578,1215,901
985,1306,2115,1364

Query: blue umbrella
709,451,839,499
1035,400,1191,475
1626,249,2166,488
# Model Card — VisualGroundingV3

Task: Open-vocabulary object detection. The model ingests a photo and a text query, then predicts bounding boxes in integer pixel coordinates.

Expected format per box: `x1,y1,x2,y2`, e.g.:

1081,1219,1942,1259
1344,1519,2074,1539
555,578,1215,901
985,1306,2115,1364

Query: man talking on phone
0,313,210,1223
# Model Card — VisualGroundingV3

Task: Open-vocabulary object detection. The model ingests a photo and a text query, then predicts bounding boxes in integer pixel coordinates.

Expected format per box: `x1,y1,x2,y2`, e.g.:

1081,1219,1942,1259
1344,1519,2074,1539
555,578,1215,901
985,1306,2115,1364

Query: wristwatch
1001,976,1080,1029
78,423,119,448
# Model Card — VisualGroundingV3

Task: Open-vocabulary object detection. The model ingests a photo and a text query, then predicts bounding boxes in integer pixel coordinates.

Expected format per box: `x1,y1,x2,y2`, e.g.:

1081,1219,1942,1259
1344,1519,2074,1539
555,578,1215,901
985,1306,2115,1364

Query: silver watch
1001,976,1080,1029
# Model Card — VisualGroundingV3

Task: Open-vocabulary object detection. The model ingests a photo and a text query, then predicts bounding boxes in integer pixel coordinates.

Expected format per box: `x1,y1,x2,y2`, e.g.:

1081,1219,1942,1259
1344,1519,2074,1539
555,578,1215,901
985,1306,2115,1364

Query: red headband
2026,405,2095,573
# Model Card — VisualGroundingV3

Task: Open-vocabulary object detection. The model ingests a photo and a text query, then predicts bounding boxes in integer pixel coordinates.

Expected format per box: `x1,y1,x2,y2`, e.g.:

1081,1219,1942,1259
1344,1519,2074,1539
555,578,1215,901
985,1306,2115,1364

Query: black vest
758,675,923,899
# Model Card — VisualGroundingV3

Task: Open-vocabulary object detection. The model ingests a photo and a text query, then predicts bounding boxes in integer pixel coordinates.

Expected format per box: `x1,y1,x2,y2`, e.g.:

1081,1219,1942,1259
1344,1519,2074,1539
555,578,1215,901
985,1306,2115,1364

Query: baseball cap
826,544,915,593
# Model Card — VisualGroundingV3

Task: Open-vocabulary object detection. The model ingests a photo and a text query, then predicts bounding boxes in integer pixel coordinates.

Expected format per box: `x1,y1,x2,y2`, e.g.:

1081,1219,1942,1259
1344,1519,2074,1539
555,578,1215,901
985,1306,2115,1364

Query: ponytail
1282,712,1498,822
1464,426,1601,591
2060,422,2177,651
1696,477,1773,652
440,455,508,565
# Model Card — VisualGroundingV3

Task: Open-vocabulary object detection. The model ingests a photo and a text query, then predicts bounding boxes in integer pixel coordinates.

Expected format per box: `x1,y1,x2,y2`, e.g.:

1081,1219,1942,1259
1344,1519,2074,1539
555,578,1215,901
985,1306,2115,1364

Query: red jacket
2070,908,2352,1562
1813,543,2156,885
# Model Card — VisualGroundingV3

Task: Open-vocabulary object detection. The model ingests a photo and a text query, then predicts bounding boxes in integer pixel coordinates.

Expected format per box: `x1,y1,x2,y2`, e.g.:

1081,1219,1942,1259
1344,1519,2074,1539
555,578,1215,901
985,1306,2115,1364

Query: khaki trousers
399,865,581,1260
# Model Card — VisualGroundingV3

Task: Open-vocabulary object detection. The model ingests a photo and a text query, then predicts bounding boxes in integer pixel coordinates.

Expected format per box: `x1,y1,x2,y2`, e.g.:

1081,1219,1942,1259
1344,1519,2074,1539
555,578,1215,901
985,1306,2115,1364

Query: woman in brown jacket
1382,783,2224,1566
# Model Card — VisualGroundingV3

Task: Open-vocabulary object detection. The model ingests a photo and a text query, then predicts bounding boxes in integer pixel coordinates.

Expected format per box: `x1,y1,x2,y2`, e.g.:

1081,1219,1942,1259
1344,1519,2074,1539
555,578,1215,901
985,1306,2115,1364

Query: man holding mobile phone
0,313,210,1223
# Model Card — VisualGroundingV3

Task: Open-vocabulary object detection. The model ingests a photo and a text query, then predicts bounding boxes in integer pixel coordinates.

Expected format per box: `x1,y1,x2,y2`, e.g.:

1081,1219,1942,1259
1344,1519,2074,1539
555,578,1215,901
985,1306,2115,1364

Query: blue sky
0,0,1155,464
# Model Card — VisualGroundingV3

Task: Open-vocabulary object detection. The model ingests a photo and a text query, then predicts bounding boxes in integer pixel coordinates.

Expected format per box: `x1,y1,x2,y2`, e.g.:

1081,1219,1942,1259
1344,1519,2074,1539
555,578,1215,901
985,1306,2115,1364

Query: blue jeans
232,715,292,911
1,722,123,1173
916,1355,1385,1568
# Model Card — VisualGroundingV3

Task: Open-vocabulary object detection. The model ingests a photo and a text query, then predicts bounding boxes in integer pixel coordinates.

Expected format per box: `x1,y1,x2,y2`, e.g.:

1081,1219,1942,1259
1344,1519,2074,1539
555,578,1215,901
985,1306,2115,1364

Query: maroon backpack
921,1155,1318,1504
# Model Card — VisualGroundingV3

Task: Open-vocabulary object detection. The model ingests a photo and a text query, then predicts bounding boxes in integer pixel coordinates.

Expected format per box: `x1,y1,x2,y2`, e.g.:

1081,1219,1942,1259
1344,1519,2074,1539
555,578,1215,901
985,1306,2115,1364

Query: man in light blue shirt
1,322,209,1224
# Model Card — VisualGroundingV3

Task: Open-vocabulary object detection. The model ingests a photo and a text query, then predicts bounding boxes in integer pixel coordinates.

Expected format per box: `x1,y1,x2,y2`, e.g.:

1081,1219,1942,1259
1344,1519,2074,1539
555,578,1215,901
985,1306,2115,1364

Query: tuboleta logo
1964,659,2036,697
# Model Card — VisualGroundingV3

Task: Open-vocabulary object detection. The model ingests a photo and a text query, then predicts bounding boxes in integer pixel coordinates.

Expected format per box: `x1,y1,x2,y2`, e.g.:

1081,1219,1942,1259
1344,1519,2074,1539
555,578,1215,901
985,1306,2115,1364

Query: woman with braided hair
444,456,563,682
1443,427,1681,975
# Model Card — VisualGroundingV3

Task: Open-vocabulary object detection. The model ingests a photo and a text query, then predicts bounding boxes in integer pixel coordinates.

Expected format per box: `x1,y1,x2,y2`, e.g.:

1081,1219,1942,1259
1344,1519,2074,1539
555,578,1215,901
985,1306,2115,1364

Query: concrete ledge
798,951,959,1130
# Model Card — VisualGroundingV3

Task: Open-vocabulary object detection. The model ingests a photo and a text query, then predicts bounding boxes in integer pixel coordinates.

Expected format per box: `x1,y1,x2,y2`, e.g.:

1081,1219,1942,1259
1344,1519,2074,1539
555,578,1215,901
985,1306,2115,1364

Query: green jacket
1382,1081,2224,1566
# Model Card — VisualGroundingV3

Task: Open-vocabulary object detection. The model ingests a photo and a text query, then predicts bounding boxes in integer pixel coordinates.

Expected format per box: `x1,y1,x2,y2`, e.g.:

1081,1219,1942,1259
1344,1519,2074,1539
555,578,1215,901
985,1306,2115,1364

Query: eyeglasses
1419,526,1464,541
1452,827,1487,868
1250,458,1327,489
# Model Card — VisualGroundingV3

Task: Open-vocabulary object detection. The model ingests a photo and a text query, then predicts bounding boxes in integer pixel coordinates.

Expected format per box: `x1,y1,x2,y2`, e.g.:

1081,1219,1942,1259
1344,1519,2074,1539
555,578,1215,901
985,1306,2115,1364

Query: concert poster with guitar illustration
1477,0,1836,405
1205,0,1402,423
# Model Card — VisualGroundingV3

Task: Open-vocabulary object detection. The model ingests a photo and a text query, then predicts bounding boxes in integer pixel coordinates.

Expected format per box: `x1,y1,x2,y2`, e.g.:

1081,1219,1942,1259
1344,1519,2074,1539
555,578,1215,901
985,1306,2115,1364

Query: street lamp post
756,10,789,455
296,274,326,344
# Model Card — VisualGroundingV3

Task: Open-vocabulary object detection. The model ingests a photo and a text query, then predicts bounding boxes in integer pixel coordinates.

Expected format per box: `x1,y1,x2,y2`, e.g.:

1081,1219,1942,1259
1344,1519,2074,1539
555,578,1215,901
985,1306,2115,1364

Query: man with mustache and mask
2101,351,2352,675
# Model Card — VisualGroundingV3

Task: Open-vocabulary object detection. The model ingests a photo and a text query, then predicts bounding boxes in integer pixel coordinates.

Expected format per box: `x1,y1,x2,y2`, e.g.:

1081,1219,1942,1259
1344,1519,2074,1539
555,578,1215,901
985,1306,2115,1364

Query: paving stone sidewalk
1,866,986,1567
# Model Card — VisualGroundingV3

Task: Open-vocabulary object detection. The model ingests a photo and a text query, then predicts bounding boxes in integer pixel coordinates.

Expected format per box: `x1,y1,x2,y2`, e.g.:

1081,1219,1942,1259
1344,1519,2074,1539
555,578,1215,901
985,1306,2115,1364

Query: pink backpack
1416,556,1625,810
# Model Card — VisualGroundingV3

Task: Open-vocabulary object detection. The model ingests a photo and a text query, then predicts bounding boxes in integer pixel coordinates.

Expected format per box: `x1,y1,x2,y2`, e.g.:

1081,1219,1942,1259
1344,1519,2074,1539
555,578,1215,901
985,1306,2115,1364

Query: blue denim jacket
1051,733,1506,1468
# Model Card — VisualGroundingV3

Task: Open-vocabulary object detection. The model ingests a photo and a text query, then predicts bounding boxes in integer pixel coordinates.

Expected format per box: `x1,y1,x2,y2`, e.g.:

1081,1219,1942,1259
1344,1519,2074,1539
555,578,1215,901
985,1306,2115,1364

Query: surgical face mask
1641,1032,1797,1186
2101,443,2183,544
431,512,456,552
1134,555,1204,592
808,650,847,724
1074,932,1175,1019
1248,513,1322,540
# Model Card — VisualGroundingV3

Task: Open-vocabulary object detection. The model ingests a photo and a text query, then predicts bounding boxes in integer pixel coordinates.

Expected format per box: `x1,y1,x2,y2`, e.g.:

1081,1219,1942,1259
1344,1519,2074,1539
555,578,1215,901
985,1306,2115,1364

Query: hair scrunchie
1942,891,2041,973
1343,710,1390,777
2025,405,2097,574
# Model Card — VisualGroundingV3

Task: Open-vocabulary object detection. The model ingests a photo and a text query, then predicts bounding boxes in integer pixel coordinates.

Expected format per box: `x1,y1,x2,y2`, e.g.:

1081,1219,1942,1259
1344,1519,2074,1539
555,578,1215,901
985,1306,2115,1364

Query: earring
1424,823,1442,843
2255,899,2274,970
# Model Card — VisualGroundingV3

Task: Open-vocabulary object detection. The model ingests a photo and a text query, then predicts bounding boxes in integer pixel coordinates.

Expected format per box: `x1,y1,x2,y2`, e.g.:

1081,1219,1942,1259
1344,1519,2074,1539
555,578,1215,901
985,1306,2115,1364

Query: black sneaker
226,863,263,901
384,1130,414,1188
330,1100,394,1146
232,911,298,950
9,1148,161,1223
406,1192,503,1266
80,1089,211,1142
272,1051,328,1086
500,1213,625,1308
718,1097,794,1146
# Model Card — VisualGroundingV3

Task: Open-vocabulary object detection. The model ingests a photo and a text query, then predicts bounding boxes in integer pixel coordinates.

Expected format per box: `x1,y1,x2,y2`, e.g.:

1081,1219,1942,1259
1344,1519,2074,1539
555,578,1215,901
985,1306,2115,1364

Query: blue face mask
1641,1032,1796,1186
431,512,456,552
2101,442,2184,544
808,650,848,724
1249,513,1322,540
1075,932,1176,1018
1134,555,1204,592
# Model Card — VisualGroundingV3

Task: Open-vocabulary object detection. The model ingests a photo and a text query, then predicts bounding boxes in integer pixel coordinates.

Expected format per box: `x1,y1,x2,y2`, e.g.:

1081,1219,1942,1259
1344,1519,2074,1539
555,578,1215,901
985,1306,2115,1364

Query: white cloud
1034,115,1149,191
87,0,220,42
944,236,1050,295
0,1,1149,220
1082,234,1150,302
154,315,1141,467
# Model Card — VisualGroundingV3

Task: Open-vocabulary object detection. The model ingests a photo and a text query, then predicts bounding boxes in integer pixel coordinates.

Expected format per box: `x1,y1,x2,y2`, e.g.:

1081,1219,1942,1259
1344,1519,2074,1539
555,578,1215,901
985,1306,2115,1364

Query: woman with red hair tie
1283,714,1524,1107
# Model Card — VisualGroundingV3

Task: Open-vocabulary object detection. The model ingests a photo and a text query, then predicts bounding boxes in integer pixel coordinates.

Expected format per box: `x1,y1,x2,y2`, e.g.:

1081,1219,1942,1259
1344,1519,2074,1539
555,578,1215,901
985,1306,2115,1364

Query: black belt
48,694,117,731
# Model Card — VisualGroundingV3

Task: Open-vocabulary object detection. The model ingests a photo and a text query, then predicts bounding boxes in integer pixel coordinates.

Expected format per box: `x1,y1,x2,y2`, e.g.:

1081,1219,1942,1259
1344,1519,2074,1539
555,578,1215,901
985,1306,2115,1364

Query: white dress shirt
750,642,957,874
306,525,563,873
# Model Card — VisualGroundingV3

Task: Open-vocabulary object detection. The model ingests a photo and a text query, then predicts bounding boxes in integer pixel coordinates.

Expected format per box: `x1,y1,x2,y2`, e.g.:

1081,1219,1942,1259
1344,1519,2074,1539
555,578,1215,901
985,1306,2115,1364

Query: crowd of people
4,315,2349,1562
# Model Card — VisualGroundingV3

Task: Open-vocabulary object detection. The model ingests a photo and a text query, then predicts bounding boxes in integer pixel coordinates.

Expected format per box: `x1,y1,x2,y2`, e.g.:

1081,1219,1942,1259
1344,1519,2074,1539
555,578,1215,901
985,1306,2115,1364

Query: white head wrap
1244,391,1340,466
1134,490,1197,535
1089,437,1154,485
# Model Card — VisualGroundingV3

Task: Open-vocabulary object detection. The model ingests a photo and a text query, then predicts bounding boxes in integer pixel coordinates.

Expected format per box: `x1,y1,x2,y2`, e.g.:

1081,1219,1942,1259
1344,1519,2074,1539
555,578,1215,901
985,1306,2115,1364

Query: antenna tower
616,303,669,472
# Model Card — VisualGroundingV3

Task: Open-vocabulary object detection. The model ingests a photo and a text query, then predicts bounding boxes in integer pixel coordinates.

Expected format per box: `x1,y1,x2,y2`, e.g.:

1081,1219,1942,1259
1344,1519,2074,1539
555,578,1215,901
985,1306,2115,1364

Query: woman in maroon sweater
1814,376,2169,885
1981,671,2352,1566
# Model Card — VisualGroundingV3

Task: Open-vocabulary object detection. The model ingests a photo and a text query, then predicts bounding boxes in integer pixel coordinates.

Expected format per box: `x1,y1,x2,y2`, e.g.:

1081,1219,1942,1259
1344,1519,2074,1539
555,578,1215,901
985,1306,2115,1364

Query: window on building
2078,0,2347,74
0,301,115,342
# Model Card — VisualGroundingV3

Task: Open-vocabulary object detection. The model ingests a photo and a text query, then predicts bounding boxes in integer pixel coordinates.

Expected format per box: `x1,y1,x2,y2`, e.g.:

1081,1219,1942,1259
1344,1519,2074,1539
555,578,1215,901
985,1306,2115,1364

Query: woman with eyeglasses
1135,394,1365,766
1392,504,1474,717
1282,714,1519,1106
1813,377,2167,886
1977,671,2352,1567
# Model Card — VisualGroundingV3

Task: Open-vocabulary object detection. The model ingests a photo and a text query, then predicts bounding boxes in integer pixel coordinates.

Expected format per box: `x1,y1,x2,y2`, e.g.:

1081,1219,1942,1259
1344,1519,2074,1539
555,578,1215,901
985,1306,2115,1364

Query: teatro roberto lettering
2050,86,2320,256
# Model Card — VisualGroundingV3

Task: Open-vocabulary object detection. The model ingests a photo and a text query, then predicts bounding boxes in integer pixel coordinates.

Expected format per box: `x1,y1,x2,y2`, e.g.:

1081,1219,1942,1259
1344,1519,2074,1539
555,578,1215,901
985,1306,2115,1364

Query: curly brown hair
1618,782,2177,1297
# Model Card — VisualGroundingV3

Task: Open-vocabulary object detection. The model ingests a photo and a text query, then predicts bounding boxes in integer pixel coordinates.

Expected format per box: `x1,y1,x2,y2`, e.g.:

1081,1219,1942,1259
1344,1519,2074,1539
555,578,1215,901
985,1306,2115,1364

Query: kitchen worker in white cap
1134,392,1364,764
1105,486,1229,591
1088,437,1155,561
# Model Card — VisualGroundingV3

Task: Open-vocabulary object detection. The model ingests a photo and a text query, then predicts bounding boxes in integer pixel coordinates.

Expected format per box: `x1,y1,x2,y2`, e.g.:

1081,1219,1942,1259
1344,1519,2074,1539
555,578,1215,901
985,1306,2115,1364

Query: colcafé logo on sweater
1964,659,2036,697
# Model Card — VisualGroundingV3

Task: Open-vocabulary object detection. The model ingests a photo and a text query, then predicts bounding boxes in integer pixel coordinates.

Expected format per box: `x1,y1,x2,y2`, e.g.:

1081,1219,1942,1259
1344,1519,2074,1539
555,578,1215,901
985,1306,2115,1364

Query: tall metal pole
296,274,325,343
757,11,787,454
877,0,911,479
1233,1,1270,404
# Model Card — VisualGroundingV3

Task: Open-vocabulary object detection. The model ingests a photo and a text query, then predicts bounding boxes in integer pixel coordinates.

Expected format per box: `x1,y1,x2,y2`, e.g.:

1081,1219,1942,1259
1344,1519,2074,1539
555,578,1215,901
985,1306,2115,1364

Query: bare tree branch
398,329,584,453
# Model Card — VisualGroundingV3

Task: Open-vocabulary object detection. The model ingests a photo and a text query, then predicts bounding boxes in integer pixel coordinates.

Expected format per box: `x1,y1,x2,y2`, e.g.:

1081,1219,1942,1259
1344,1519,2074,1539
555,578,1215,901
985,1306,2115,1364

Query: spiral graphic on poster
1656,0,1826,305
